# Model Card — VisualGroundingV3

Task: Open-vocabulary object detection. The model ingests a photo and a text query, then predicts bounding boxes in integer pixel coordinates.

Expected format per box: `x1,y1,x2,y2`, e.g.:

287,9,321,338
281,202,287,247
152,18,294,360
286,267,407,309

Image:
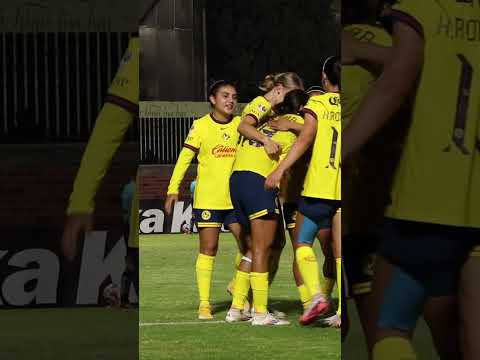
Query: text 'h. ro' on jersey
384,0,480,228
167,113,241,210
302,93,341,201
233,114,303,179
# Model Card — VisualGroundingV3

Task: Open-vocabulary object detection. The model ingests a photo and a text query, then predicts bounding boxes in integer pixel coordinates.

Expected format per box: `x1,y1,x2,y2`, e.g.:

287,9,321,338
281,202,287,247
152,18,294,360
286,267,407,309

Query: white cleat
323,313,341,328
251,312,290,326
225,308,251,323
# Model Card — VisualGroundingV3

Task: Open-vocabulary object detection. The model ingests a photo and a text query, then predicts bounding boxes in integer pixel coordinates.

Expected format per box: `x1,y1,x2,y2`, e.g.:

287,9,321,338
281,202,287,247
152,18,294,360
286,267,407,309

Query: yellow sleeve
183,120,202,151
67,38,139,214
167,147,196,195
67,104,134,214
242,97,271,124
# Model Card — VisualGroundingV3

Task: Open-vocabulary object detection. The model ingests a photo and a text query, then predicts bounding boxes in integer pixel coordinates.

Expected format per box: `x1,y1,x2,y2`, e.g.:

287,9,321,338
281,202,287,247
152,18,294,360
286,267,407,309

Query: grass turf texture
140,233,341,360
0,307,138,359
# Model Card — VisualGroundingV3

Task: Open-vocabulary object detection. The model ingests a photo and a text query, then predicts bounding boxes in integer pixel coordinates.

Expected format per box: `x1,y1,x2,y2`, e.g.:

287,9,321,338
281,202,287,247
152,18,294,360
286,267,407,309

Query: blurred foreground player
61,37,139,305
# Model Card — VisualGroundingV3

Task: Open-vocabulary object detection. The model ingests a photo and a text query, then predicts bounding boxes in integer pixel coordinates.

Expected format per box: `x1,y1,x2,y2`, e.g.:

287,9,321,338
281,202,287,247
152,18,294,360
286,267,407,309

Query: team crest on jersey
258,104,267,113
222,132,231,141
329,96,340,106
201,210,212,220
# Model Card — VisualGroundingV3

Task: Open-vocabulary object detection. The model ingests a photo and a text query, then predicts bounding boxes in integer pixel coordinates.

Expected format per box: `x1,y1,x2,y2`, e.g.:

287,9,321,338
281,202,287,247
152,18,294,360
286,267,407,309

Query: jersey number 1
327,127,339,169
445,54,473,154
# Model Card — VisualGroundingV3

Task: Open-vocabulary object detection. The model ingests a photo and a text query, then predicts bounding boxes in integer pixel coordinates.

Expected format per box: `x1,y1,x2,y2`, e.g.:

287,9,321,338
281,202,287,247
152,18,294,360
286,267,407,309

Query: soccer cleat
227,282,251,316
323,313,341,328
270,308,287,319
198,304,214,320
225,308,251,323
251,312,290,326
298,294,330,326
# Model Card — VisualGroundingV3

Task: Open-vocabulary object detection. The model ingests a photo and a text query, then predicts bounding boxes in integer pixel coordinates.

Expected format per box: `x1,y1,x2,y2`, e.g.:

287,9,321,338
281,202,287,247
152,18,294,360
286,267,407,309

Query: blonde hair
258,72,304,92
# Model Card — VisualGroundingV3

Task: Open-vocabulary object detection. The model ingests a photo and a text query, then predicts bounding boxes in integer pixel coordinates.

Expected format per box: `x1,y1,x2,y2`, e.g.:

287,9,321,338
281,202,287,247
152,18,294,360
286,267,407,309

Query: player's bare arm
265,112,317,189
268,116,304,135
238,114,280,155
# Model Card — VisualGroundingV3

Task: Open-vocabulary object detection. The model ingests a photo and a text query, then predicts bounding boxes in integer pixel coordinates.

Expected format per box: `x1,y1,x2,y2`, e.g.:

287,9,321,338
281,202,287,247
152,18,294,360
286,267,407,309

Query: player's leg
295,198,336,325
422,296,460,360
285,207,313,310
324,209,342,328
269,212,286,286
317,227,336,298
226,172,254,322
249,214,278,323
194,209,223,320
460,246,480,360
226,217,246,295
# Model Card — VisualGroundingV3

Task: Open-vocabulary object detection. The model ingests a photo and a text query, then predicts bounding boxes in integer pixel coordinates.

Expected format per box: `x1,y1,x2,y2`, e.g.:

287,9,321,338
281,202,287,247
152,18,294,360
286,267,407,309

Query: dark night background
206,0,340,102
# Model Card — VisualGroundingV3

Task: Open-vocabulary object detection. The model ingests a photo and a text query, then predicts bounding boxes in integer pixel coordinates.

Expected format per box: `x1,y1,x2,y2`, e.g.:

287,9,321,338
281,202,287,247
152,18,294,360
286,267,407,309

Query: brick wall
0,143,137,229
138,164,196,201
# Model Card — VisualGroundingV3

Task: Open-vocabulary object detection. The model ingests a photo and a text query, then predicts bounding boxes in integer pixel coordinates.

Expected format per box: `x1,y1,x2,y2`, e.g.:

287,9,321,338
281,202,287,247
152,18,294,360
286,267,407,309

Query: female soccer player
226,77,306,326
265,57,342,326
270,91,338,322
342,1,480,359
164,80,243,320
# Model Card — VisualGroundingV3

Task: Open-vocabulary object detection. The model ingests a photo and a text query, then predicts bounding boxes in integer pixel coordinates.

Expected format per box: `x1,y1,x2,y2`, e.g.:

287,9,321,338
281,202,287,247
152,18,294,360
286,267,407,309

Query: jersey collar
210,112,233,125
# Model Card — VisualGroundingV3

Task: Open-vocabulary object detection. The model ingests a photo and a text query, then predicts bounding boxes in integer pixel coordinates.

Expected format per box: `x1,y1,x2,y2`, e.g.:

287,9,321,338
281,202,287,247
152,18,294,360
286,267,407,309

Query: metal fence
139,101,245,164
0,31,137,142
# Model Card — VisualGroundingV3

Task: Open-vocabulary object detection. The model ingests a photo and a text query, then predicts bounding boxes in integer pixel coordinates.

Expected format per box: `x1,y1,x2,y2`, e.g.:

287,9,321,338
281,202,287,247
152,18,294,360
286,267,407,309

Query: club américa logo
211,145,236,158
201,210,211,220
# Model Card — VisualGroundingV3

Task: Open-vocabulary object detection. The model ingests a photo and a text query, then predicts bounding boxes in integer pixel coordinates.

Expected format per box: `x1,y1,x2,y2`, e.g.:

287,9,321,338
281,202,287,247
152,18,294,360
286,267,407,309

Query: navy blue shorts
379,218,478,296
298,197,340,230
343,233,379,298
282,202,298,229
230,171,280,228
192,209,237,228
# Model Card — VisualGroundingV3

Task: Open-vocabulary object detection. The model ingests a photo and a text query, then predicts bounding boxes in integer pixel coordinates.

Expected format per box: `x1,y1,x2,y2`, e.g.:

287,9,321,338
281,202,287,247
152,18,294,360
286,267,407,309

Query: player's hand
265,168,284,190
263,138,280,155
268,117,293,131
341,30,358,65
164,194,179,216
62,213,93,261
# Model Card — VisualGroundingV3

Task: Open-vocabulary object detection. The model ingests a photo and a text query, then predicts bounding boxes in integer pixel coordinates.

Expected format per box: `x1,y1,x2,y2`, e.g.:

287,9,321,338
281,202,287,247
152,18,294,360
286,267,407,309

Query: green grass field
1,307,138,360
140,233,341,360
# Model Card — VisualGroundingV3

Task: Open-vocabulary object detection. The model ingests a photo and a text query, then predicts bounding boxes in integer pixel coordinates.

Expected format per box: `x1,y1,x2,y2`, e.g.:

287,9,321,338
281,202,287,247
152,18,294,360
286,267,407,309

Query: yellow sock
336,258,341,316
296,246,321,296
231,271,250,309
250,272,269,313
234,252,243,267
228,252,243,291
297,284,312,309
373,337,417,360
196,254,215,306
322,277,336,298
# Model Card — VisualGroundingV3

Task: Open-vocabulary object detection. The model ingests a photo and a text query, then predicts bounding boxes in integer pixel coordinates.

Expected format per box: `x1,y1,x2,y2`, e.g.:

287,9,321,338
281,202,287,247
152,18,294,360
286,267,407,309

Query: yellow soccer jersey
167,113,241,210
278,115,309,203
233,114,302,179
241,96,272,124
302,93,341,200
383,0,480,228
342,24,392,129
68,37,139,215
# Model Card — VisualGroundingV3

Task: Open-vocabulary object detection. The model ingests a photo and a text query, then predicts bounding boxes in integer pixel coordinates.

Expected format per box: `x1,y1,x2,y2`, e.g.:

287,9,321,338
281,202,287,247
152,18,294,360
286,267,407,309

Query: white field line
140,320,226,327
